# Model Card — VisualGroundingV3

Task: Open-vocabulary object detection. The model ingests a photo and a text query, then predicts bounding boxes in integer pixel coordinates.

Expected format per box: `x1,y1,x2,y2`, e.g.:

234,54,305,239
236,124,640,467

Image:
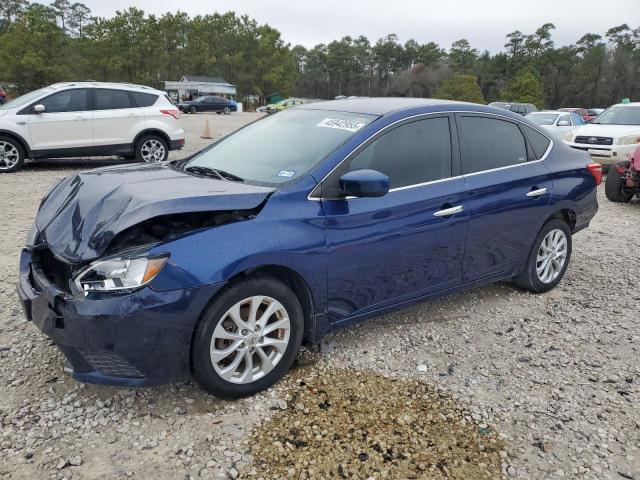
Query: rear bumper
17,248,222,387
170,138,185,151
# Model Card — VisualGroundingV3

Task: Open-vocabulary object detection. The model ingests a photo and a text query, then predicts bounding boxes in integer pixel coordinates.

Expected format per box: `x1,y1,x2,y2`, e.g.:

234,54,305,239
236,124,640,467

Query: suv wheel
605,164,634,203
191,276,304,398
0,136,25,173
135,135,168,163
512,219,572,293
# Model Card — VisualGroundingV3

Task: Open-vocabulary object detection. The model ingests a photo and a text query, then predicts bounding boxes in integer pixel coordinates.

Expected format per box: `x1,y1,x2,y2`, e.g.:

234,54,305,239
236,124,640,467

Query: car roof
529,110,567,114
296,97,473,116
48,82,162,94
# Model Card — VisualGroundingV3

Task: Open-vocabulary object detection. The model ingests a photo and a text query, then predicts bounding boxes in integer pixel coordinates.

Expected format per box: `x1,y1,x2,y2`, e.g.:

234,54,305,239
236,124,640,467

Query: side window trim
313,113,456,199
309,111,552,200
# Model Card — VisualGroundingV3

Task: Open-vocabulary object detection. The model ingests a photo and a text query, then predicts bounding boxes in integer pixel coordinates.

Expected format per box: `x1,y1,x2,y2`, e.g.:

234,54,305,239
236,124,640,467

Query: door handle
526,188,547,197
433,205,464,217
73,116,87,121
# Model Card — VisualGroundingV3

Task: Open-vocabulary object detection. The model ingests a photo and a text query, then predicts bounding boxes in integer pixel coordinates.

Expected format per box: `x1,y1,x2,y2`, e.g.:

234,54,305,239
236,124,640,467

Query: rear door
456,114,553,282
321,115,468,323
91,88,142,147
27,88,93,152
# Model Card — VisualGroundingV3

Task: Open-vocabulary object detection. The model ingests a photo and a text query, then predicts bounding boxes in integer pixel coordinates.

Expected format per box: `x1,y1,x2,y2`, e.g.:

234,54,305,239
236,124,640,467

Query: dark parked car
489,101,539,115
177,96,236,114
18,98,600,398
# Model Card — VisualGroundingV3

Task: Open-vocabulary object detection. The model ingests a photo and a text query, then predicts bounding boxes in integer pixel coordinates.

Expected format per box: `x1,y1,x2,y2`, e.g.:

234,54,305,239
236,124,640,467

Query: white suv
0,82,185,173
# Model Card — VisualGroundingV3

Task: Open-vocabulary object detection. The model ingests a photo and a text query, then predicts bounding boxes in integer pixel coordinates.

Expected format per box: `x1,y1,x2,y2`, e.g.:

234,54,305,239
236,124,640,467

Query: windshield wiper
184,165,244,182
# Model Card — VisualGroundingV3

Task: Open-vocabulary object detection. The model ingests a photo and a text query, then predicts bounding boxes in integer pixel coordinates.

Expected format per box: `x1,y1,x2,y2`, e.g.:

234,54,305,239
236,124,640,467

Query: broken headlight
73,251,169,294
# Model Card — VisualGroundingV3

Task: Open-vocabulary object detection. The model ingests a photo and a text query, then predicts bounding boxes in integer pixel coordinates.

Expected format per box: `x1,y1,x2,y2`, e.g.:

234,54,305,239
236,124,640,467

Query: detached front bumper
17,248,222,387
567,142,637,165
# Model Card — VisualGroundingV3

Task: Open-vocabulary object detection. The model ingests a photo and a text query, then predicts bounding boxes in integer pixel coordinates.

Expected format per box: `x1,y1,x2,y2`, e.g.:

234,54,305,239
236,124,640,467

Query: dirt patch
244,367,507,479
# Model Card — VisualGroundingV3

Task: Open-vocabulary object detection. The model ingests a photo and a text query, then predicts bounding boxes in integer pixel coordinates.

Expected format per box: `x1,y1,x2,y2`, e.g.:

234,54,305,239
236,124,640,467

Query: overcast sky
81,0,638,52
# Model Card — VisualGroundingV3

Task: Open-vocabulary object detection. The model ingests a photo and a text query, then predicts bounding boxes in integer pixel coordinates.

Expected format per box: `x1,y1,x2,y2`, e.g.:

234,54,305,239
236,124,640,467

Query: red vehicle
0,86,6,104
559,107,593,122
605,145,640,202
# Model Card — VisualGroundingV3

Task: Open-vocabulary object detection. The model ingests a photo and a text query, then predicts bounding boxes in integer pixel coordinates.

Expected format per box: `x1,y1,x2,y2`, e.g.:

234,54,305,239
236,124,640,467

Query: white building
164,75,236,102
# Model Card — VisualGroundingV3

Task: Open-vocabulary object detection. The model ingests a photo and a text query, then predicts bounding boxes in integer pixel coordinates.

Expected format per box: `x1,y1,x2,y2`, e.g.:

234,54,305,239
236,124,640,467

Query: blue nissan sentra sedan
17,98,600,398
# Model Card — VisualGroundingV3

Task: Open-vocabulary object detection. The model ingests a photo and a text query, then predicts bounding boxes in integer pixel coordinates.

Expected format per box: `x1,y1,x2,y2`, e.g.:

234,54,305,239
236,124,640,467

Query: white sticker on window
317,118,366,132
277,170,295,178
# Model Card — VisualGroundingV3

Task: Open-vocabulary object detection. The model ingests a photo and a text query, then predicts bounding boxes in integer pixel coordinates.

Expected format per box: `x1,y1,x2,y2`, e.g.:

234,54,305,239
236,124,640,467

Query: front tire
192,276,304,398
135,135,168,163
0,136,25,173
190,106,198,114
605,164,634,203
512,219,572,293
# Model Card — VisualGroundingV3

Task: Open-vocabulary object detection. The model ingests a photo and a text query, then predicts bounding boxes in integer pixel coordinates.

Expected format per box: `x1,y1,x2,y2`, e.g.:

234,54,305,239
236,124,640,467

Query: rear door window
94,89,134,110
521,124,551,159
39,89,89,113
458,115,528,174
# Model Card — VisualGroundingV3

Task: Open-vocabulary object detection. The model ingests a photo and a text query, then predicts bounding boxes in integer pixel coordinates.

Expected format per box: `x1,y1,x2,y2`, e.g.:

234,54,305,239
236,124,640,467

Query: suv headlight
563,131,575,142
74,251,169,295
617,134,640,145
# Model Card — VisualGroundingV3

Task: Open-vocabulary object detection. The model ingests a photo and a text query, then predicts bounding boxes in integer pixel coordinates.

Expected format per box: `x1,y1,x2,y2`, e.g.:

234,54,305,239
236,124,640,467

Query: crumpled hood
35,163,275,263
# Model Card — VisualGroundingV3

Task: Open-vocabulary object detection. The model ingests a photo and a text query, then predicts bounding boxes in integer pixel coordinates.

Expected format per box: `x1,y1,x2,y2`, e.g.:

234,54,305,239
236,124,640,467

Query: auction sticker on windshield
317,118,367,132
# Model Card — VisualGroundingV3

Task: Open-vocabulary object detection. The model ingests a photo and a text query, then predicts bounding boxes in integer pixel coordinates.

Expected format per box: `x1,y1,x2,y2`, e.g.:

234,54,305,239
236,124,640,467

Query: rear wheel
135,135,168,163
191,276,304,398
605,164,634,203
512,219,572,293
0,136,25,173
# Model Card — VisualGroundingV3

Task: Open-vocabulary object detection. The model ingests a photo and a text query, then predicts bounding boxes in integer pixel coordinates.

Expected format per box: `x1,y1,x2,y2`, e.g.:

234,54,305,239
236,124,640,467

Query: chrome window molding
307,110,554,201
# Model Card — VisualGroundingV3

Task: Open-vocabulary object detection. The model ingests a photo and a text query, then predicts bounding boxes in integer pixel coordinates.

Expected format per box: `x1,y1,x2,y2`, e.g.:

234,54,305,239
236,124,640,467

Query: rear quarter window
521,124,551,159
131,92,159,107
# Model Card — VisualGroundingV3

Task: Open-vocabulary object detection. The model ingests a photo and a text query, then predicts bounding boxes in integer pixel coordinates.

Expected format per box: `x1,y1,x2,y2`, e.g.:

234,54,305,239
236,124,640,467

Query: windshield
0,87,53,110
527,113,559,126
185,109,376,185
592,106,640,125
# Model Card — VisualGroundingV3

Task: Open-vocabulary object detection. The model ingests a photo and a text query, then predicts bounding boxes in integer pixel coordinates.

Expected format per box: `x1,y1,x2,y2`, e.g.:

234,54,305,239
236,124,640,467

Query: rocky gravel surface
0,112,639,479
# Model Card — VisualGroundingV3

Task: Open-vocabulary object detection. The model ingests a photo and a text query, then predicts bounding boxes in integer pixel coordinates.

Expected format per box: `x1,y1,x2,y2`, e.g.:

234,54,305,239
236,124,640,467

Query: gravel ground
0,112,639,480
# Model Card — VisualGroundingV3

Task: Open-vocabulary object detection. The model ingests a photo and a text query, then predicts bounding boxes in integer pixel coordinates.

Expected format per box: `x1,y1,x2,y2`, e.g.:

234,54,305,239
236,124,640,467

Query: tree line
0,1,638,107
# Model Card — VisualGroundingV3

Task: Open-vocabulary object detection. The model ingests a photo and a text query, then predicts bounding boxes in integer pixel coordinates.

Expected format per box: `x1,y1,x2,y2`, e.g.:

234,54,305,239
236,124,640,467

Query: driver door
27,88,93,152
320,115,468,324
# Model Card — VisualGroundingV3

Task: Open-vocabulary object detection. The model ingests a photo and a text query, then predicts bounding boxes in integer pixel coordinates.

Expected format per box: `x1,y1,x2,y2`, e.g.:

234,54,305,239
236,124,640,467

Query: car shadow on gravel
24,157,129,170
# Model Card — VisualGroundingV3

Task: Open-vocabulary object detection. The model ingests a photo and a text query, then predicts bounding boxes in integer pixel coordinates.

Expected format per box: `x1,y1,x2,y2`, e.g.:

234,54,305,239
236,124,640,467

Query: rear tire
192,276,304,398
512,219,572,294
135,135,168,163
605,164,634,203
0,135,25,173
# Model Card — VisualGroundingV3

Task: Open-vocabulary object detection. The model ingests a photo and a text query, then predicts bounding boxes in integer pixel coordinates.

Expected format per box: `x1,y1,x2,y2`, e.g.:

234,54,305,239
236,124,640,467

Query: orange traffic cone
200,119,213,139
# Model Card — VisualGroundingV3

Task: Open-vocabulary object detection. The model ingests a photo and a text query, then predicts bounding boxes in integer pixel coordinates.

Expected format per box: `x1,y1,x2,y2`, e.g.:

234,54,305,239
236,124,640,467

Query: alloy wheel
210,296,291,384
140,139,166,162
0,141,20,170
536,228,568,283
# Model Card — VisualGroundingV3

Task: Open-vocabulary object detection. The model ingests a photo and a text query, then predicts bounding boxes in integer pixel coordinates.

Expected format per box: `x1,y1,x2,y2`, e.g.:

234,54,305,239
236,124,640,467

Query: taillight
160,109,180,120
587,163,602,186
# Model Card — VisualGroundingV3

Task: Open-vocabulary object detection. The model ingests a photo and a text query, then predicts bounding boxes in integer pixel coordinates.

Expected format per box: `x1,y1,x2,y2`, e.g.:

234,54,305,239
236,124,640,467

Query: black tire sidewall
0,135,25,173
134,135,168,163
605,167,633,203
191,277,304,398
521,219,572,293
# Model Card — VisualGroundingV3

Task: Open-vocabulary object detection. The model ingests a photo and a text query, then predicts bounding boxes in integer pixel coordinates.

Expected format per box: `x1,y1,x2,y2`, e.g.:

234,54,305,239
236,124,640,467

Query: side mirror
33,104,46,113
339,169,389,198
557,119,570,126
